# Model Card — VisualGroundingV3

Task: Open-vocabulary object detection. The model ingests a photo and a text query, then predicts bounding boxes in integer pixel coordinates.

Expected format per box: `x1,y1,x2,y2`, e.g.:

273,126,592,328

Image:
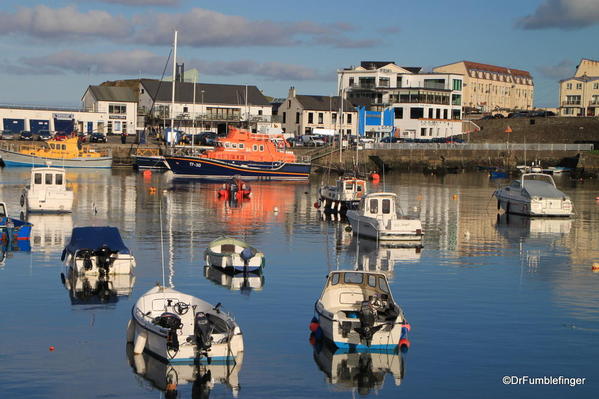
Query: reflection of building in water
204,266,264,294
61,269,135,306
348,237,422,280
28,214,73,258
127,344,242,398
313,343,404,395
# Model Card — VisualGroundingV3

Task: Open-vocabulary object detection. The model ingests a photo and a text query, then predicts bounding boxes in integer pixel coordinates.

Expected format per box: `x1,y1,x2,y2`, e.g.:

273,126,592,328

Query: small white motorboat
204,265,264,293
313,342,405,394
318,177,367,214
61,226,136,275
346,192,423,241
61,269,136,305
313,270,410,350
127,285,244,364
21,166,73,213
204,236,264,274
493,172,573,217
127,343,242,398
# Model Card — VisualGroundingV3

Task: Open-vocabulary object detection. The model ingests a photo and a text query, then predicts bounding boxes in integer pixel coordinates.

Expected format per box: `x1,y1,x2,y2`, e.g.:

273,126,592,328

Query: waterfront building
338,61,464,139
0,105,106,135
81,86,138,135
558,58,599,117
137,79,272,135
277,87,357,138
433,61,533,113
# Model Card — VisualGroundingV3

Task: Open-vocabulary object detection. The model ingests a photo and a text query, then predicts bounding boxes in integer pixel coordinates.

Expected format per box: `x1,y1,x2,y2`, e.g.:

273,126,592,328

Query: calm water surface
1,168,598,398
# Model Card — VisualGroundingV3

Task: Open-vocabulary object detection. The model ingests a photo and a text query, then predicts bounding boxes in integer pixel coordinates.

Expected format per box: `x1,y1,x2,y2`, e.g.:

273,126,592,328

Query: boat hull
164,156,310,180
26,191,74,213
0,148,112,168
133,155,168,170
494,192,573,217
346,211,424,241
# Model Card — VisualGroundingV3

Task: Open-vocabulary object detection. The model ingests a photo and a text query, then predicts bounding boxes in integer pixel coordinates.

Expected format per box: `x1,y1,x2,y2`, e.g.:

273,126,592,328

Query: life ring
20,194,25,207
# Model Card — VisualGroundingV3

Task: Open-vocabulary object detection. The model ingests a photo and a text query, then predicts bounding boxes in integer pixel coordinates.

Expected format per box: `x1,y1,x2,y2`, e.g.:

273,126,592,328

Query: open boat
493,172,573,217
313,270,410,350
21,166,73,213
318,177,366,214
346,192,423,241
204,237,265,274
61,226,136,275
164,127,311,180
0,136,112,168
0,202,32,242
127,285,244,364
126,343,242,398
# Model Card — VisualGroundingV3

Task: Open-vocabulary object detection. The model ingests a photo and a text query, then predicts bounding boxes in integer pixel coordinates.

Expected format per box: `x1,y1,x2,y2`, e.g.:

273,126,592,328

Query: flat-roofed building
559,58,599,117
433,61,533,113
82,85,138,134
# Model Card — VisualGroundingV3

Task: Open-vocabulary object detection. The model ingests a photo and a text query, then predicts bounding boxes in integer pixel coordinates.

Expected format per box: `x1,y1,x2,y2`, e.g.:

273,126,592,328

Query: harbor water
1,168,598,398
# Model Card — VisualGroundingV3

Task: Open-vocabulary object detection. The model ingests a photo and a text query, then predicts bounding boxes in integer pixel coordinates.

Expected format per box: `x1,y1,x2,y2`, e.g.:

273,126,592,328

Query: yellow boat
0,137,112,168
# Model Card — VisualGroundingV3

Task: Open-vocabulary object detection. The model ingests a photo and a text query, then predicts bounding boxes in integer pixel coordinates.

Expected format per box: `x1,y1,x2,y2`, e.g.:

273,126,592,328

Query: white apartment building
278,87,357,137
338,61,463,139
559,58,599,117
81,86,138,134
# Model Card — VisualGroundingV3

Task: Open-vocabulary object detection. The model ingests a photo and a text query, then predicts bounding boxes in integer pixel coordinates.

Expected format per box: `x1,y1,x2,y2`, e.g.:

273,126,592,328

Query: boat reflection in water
28,214,73,258
495,213,572,241
348,237,422,279
126,343,242,398
61,269,135,306
312,341,405,395
204,266,264,295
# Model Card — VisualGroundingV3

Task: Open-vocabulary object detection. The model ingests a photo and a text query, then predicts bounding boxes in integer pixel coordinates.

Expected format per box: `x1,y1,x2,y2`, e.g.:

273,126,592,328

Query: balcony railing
561,101,581,106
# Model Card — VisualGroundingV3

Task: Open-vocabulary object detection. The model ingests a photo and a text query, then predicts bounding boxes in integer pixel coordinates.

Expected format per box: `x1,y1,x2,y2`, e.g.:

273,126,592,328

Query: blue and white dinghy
61,226,136,275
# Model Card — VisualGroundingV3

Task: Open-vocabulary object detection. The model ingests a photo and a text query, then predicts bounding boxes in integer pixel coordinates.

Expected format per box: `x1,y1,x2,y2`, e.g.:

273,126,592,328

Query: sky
0,0,598,108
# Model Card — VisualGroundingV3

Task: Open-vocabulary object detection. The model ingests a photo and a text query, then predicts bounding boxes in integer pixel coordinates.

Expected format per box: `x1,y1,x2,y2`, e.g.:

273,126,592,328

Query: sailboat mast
339,88,344,164
170,30,178,146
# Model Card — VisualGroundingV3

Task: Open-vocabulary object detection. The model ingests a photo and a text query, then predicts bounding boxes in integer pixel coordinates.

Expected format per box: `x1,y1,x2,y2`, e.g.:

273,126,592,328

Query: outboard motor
154,312,182,352
194,312,213,351
355,298,381,346
78,250,94,271
95,245,115,276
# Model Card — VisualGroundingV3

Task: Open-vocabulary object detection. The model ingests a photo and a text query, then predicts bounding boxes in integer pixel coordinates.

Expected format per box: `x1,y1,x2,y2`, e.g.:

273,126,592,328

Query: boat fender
133,330,148,354
399,338,410,352
20,194,25,207
403,323,411,332
309,317,320,332
337,201,341,211
126,319,135,343
313,201,320,209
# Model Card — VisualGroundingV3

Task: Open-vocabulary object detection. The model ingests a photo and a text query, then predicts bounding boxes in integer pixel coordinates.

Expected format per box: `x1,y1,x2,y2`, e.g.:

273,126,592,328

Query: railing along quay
368,143,595,151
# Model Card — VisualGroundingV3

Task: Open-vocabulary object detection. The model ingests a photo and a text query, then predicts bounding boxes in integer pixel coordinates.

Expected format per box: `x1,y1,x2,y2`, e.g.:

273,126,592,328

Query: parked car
37,130,52,141
89,132,107,143
77,132,89,143
285,137,297,147
20,130,33,141
301,135,326,147
1,130,19,140
380,136,400,143
198,131,218,146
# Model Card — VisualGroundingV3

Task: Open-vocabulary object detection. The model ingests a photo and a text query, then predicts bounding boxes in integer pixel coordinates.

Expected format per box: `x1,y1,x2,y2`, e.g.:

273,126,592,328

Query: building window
108,104,126,114
346,129,352,135
183,106,188,113
282,112,286,123
296,112,300,123
347,114,352,123
349,77,354,87
452,109,461,120
288,100,291,107
593,83,599,90
410,107,424,119
436,109,441,119
576,83,582,90
107,121,113,133
379,77,390,87
566,83,572,89
452,79,462,91
428,109,433,118
258,110,263,115
394,107,403,119
452,94,462,106
443,109,448,119
332,113,337,124
566,95,581,105
318,113,323,124
308,112,313,124
420,127,426,137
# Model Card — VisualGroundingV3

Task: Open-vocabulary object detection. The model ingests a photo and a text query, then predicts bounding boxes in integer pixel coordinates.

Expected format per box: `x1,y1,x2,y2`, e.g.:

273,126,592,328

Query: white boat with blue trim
127,285,244,364
313,270,410,350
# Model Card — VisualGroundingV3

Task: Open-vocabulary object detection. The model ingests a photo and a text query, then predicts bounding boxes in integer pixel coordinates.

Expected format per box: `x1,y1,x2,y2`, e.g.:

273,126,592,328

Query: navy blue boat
163,127,311,180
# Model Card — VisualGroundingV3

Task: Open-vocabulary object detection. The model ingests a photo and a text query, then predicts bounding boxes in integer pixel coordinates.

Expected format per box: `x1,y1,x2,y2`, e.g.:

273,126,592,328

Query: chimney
176,63,185,82
288,86,296,98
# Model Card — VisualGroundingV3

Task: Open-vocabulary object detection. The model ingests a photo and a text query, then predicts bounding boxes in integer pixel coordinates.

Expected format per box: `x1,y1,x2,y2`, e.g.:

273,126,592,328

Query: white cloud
5,49,329,81
0,5,131,39
517,0,599,29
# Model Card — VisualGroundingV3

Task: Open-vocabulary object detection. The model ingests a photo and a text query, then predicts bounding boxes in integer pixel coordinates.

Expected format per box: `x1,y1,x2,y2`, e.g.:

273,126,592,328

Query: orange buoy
49,346,55,351
369,172,380,182
452,194,458,200
142,170,152,177
592,263,599,272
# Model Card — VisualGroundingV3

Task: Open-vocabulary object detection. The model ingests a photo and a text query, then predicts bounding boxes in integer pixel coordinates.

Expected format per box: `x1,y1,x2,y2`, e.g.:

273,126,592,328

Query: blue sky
0,0,598,107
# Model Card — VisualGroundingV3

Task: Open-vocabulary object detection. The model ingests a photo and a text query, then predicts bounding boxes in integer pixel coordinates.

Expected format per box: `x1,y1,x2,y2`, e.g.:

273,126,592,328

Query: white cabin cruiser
21,166,73,213
346,192,423,241
313,342,404,395
314,270,410,350
61,226,136,275
493,173,573,217
127,344,242,398
204,237,265,274
318,177,366,214
128,285,244,364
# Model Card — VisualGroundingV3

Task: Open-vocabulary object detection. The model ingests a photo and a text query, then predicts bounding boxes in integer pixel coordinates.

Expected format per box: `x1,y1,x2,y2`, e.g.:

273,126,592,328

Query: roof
360,61,396,70
87,86,137,103
140,79,270,106
295,95,355,112
559,76,599,83
462,61,532,78
64,226,130,255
